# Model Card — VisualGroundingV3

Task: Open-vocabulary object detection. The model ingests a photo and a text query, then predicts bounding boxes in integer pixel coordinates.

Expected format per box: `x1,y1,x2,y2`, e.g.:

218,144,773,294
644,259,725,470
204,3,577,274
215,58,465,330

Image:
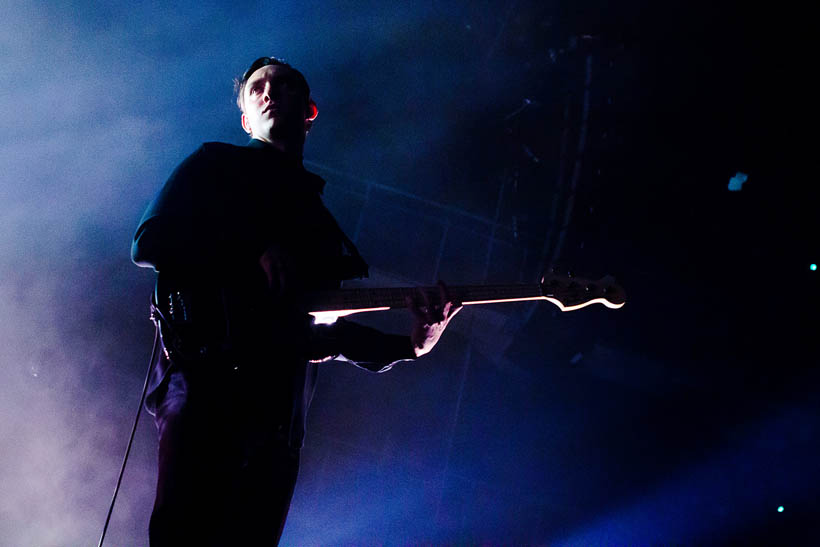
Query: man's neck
252,135,304,162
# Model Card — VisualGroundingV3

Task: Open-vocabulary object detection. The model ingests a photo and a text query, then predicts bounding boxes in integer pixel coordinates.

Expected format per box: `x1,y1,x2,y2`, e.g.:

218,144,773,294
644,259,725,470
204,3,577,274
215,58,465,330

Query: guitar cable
97,313,160,547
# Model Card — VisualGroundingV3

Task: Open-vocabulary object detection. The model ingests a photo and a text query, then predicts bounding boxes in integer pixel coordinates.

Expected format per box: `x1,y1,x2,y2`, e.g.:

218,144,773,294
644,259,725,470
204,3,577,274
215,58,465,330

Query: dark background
1,0,816,544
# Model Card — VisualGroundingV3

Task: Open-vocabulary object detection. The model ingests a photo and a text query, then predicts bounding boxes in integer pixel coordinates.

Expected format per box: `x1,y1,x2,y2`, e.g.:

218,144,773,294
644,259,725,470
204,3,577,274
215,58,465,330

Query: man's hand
407,281,462,358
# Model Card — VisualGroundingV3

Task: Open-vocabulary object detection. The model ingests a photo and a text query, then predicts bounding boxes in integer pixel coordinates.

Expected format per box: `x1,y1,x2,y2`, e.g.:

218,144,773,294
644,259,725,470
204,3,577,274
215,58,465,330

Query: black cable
98,320,159,547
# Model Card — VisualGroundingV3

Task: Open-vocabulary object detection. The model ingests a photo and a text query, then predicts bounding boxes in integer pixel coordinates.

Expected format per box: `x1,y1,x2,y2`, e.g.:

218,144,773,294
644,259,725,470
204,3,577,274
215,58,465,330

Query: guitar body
151,271,282,363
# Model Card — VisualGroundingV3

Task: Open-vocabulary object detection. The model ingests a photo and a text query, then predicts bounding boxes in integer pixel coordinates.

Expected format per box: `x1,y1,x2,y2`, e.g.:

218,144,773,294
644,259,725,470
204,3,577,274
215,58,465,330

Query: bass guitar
304,272,625,324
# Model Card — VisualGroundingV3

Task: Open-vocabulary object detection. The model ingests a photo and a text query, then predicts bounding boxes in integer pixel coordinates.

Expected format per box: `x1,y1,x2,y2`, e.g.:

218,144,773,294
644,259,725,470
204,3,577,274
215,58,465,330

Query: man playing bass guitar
131,56,461,546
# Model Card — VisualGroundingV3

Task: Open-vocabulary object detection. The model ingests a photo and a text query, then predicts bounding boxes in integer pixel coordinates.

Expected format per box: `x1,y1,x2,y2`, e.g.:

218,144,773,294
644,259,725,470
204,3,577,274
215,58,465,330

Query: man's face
241,64,308,143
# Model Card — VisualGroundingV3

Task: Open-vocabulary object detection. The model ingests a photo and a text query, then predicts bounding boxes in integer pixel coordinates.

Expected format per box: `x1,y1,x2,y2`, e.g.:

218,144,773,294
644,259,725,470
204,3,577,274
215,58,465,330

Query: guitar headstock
539,270,626,311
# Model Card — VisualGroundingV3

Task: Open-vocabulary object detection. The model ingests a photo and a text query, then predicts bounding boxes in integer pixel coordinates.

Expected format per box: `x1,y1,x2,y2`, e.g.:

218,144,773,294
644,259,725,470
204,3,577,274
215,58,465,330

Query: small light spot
728,171,748,191
777,505,784,513
811,264,817,271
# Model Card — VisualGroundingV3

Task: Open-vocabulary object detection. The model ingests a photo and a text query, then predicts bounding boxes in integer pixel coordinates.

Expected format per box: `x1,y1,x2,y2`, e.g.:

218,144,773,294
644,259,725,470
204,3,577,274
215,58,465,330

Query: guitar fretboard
306,284,544,313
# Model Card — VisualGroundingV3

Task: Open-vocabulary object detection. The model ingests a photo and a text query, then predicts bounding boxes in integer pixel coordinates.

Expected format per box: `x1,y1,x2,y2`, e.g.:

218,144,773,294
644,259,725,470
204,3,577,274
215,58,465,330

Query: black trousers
149,369,299,546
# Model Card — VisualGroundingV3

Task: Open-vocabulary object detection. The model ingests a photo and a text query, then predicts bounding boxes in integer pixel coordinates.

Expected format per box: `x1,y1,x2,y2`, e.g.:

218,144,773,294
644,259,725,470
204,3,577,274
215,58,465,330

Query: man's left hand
406,281,462,357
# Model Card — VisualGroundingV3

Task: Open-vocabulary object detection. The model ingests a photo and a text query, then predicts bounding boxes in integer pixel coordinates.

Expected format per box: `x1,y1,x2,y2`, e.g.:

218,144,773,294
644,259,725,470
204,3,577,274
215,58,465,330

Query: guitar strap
319,202,369,282
338,229,369,279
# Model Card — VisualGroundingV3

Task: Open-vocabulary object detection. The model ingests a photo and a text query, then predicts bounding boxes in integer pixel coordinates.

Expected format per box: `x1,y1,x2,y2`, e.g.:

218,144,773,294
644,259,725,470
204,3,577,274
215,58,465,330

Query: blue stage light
728,172,748,191
811,264,817,271
777,506,784,513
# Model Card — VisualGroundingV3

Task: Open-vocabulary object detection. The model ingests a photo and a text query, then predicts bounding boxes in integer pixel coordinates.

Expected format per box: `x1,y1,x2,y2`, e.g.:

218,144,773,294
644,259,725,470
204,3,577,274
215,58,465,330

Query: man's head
234,57,318,145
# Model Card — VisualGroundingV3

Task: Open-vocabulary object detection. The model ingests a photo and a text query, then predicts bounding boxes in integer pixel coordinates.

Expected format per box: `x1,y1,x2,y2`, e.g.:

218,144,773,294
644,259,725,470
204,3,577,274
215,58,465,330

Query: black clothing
132,139,415,543
133,138,415,443
148,369,299,546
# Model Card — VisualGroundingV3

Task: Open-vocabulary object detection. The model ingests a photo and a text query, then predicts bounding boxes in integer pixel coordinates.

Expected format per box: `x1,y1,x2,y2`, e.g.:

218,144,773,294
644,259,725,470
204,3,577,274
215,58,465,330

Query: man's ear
304,99,318,136
241,113,252,136
306,100,318,122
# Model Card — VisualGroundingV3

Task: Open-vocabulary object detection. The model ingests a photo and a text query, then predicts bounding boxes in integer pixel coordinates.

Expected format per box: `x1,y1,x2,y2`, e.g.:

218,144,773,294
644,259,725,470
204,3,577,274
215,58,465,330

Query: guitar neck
306,284,544,314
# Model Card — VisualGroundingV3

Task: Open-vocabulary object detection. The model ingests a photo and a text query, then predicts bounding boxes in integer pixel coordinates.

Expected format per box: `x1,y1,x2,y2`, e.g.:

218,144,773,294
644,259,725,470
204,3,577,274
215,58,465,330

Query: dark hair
234,56,311,113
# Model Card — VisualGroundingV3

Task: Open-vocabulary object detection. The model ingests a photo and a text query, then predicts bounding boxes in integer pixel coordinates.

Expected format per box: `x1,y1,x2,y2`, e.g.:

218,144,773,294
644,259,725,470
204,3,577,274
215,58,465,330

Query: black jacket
132,139,415,447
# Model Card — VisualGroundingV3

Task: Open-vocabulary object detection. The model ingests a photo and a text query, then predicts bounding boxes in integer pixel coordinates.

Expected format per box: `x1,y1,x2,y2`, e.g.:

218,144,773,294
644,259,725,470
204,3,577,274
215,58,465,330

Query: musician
131,56,461,545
